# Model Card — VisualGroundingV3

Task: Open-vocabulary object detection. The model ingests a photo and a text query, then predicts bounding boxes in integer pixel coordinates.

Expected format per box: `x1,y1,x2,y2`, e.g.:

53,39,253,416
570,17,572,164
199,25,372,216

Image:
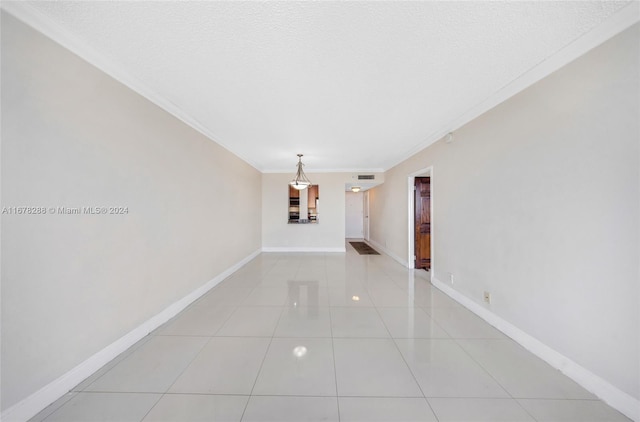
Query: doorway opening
345,190,364,239
407,167,433,280
414,177,431,270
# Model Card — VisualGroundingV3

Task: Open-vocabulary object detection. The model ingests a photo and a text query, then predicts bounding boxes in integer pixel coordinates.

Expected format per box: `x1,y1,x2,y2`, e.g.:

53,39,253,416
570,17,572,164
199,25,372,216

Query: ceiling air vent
357,175,375,180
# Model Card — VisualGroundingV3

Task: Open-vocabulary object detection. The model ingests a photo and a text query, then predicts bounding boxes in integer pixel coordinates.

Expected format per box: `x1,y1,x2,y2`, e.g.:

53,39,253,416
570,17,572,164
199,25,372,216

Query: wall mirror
288,185,319,223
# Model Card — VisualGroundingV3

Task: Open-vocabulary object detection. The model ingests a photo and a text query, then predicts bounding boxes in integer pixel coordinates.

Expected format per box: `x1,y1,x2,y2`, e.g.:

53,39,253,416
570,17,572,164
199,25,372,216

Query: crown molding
381,1,640,172
261,168,385,174
3,1,637,175
0,1,264,173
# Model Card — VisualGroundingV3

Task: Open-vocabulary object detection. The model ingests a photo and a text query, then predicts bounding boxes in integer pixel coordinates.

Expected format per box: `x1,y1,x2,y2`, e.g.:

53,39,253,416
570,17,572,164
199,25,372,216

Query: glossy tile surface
274,306,332,337
42,393,160,421
517,399,631,421
395,339,509,398
241,287,289,306
242,396,339,422
215,306,283,336
85,336,209,393
368,287,422,307
327,287,374,306
425,306,506,339
330,307,390,338
377,307,450,339
168,337,270,394
428,398,535,421
34,244,630,421
253,337,336,396
339,397,438,421
334,338,423,397
457,339,595,399
158,304,235,336
142,394,248,422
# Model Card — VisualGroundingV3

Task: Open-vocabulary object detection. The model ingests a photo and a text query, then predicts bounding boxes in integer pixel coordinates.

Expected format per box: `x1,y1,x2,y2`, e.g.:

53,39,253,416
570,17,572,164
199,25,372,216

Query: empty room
1,1,638,421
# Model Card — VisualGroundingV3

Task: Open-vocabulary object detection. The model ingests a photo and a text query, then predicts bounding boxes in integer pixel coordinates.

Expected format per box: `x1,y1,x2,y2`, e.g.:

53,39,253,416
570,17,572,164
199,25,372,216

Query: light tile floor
31,244,631,421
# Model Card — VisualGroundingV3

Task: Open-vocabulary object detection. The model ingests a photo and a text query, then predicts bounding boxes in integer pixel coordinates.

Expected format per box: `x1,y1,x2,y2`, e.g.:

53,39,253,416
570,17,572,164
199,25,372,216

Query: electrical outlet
449,273,454,284
483,291,491,304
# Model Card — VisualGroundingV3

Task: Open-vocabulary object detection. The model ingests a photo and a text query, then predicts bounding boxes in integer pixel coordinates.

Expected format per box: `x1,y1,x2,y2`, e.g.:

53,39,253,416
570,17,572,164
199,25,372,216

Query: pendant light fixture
289,154,311,190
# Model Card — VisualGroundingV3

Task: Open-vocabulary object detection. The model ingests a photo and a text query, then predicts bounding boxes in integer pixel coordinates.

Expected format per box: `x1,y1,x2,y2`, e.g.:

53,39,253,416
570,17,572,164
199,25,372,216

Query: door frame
407,166,433,281
363,190,370,241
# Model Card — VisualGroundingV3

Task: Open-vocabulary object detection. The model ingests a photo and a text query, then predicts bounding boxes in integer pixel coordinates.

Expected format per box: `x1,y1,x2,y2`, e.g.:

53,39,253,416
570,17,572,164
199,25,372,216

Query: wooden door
415,177,431,269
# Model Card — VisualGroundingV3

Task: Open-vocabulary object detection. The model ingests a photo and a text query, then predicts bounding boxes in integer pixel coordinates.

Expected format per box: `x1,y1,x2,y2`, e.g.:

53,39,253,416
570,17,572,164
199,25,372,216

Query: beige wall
370,24,639,401
262,173,347,251
1,13,261,411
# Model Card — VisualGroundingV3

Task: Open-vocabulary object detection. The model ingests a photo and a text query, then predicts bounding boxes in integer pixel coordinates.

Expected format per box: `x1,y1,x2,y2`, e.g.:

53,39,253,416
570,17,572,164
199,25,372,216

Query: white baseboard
431,277,640,422
262,247,346,253
365,239,408,267
1,249,262,422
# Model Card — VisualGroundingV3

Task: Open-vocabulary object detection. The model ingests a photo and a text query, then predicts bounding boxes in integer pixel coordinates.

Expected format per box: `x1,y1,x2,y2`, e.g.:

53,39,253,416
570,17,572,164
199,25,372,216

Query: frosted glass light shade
290,154,311,190
290,181,310,190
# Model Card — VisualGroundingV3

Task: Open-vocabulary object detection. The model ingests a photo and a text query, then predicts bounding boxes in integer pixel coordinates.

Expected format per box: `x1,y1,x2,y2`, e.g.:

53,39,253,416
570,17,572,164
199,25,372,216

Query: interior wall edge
0,248,262,422
431,277,640,422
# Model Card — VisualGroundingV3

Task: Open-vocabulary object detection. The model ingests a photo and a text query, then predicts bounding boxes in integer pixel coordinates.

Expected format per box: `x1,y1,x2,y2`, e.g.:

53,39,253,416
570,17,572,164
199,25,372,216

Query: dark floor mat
349,241,380,255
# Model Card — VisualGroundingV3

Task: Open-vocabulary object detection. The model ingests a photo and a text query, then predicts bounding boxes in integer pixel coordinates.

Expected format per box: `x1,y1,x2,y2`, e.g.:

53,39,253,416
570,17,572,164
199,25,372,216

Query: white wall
369,23,639,410
262,173,347,251
345,191,364,238
1,12,262,412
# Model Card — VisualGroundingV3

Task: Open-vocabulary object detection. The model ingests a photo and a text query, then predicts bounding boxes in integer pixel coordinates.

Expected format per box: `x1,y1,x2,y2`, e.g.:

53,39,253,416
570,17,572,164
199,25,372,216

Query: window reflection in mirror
288,185,319,224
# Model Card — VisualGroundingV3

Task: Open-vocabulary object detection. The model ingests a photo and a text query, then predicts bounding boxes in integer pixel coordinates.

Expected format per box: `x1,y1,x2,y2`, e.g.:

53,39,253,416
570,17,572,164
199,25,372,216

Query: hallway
31,245,628,421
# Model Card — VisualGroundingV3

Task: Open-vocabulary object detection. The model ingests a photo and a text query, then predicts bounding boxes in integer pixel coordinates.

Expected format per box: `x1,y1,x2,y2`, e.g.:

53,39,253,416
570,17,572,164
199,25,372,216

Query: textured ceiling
9,1,635,171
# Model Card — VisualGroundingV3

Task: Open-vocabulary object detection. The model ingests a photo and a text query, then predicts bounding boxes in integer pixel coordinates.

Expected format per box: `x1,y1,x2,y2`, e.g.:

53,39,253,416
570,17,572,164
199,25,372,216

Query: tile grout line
201,255,277,421
161,336,215,398
448,336,542,421
137,393,165,422
71,335,155,394
328,290,342,422
38,246,625,421
30,392,77,422
372,303,442,422
73,334,212,421
418,304,453,337
324,255,342,422
238,255,285,421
